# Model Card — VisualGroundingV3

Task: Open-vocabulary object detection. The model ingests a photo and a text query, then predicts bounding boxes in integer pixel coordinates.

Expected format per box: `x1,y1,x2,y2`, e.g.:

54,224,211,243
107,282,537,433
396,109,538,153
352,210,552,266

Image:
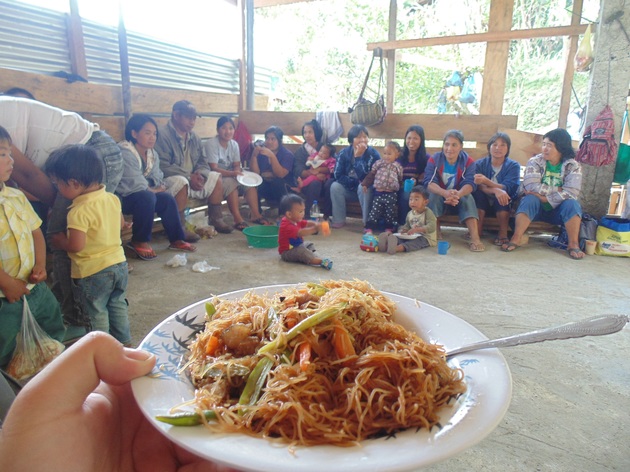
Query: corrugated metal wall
0,0,272,95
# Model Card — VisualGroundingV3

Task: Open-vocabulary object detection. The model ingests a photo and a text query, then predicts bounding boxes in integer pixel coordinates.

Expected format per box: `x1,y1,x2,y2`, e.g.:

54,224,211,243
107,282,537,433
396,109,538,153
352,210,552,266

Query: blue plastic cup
437,241,450,255
404,179,415,193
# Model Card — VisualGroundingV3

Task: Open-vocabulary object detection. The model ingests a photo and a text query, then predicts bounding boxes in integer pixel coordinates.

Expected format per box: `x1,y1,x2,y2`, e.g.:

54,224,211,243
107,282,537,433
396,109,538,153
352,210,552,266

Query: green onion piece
155,409,217,426
238,357,274,407
205,302,216,318
306,282,329,296
258,302,347,355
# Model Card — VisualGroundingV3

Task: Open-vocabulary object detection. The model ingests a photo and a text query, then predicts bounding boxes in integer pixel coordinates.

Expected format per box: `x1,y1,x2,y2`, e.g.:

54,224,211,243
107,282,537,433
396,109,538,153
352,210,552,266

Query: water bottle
311,200,323,221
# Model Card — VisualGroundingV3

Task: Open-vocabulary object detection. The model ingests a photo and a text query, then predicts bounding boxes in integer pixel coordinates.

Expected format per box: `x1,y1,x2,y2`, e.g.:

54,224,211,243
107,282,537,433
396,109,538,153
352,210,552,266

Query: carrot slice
332,319,356,359
298,342,311,372
205,335,220,356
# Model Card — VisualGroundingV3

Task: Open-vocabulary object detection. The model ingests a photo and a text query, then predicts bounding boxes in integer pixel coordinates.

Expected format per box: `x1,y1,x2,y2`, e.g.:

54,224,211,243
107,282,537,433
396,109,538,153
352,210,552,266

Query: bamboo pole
558,0,584,129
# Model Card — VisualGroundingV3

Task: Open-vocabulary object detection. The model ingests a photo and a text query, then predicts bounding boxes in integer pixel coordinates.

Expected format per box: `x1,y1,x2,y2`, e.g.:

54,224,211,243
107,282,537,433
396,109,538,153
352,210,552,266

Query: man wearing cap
155,100,232,233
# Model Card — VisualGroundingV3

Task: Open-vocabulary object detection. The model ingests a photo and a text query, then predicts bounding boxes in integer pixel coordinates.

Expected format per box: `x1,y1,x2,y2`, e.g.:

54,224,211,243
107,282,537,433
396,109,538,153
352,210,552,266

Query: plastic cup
321,220,331,236
585,239,597,255
404,179,415,193
437,241,450,255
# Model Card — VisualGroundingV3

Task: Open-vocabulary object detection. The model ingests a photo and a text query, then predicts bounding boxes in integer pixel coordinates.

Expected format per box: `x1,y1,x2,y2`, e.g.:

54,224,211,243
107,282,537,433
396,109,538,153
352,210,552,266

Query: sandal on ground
567,247,585,260
468,242,485,252
234,221,249,231
183,229,200,243
251,217,271,225
168,240,197,252
125,242,157,261
501,242,519,252
494,237,510,246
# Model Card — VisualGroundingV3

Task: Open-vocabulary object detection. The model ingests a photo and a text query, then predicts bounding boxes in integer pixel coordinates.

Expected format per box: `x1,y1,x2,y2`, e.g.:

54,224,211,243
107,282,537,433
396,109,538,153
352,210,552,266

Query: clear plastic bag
6,297,65,380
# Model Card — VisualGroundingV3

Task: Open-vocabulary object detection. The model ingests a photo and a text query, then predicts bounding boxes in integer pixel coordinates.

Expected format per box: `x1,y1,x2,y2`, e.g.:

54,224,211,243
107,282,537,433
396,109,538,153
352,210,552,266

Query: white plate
132,285,512,472
237,171,263,187
393,232,421,240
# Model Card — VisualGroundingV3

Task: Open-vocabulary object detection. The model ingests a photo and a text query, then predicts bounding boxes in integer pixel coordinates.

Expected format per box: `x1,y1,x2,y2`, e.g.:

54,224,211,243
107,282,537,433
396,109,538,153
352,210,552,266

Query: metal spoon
446,315,629,358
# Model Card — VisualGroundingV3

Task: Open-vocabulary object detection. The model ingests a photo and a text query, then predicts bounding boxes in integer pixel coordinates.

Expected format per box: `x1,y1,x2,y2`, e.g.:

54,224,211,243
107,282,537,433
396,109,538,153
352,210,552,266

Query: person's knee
558,199,582,220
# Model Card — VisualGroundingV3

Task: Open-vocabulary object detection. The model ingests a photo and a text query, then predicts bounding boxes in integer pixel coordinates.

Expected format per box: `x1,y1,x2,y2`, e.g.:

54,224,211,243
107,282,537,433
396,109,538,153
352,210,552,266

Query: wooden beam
558,0,584,128
479,0,514,115
254,0,318,7
368,24,588,51
66,0,88,79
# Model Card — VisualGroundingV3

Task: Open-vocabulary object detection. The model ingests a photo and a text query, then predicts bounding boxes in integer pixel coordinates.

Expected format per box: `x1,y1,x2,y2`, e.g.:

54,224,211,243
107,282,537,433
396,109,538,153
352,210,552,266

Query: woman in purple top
397,125,429,224
249,126,295,209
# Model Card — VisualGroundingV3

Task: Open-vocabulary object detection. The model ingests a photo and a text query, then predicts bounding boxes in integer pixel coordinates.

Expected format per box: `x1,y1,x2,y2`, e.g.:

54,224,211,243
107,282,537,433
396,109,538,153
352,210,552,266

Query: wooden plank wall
238,110,522,162
0,68,268,142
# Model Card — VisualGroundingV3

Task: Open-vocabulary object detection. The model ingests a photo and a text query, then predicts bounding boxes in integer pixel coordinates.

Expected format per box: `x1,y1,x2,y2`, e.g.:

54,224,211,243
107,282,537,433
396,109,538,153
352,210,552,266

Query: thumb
12,332,155,417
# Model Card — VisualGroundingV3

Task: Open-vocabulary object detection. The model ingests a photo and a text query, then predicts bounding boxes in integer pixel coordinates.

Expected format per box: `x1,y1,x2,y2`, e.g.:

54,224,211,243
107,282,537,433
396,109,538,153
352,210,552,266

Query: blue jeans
48,131,123,328
516,195,582,224
72,262,131,344
330,181,373,224
428,193,478,222
121,190,184,243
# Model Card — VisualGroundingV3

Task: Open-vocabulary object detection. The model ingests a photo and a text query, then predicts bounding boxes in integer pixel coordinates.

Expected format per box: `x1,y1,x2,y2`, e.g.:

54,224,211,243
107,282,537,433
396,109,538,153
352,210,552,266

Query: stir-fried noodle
182,280,466,446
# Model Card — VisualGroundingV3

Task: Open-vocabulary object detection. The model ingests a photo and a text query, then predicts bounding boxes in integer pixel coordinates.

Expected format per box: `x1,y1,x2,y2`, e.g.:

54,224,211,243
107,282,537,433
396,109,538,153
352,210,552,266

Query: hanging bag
349,48,386,127
576,105,618,167
6,297,65,380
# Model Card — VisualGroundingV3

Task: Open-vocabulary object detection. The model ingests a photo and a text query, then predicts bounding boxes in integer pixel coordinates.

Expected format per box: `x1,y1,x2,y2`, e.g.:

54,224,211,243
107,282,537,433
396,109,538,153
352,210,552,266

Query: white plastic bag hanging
575,24,594,72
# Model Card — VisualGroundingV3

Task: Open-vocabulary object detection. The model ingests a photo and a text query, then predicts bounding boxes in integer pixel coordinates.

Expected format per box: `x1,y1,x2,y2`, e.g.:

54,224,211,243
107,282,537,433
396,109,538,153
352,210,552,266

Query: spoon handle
446,315,629,358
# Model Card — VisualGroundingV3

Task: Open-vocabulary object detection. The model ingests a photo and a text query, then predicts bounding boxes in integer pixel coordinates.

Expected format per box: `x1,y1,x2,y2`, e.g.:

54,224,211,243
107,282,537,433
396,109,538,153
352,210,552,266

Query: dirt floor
126,218,630,472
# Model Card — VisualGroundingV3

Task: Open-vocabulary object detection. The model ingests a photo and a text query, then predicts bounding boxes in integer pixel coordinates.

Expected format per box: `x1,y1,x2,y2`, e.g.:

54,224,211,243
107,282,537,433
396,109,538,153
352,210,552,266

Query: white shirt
0,96,97,168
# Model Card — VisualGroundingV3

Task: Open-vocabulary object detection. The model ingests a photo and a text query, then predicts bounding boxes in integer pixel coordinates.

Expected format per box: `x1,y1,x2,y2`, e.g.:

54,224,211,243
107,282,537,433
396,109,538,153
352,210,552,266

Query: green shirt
541,161,563,210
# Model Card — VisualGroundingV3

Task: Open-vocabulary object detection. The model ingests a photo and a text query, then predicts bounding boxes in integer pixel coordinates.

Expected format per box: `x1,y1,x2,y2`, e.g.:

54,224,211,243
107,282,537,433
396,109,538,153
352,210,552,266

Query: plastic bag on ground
166,253,187,267
192,261,220,273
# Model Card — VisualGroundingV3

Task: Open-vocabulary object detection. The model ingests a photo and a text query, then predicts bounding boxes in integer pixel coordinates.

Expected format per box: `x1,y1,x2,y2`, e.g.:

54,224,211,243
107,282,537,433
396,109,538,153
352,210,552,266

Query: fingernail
125,348,155,362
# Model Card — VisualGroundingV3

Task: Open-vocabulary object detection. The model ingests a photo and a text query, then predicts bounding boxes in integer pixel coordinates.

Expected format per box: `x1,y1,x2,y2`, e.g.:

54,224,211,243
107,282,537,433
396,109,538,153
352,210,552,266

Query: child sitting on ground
378,185,437,255
46,145,132,345
0,125,66,366
363,141,404,233
278,194,332,270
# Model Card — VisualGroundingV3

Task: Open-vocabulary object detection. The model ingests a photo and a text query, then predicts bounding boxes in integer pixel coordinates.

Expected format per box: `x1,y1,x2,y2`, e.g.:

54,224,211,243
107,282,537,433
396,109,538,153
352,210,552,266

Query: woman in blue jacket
423,129,484,252
473,132,520,246
330,124,380,228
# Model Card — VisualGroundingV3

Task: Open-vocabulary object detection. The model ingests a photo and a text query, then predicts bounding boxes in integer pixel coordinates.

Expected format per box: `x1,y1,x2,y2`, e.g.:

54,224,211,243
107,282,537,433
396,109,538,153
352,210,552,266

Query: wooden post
558,0,584,129
66,0,88,80
386,0,397,114
117,2,132,121
479,0,514,115
239,0,247,112
246,0,255,111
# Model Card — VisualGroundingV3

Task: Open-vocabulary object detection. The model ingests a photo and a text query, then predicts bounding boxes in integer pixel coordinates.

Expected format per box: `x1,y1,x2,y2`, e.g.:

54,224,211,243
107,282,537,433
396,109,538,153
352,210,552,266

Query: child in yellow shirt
46,145,131,345
0,126,65,366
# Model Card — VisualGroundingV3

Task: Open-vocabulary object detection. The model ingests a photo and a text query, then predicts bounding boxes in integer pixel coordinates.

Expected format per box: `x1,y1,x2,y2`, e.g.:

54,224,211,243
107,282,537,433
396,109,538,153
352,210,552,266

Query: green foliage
256,0,597,132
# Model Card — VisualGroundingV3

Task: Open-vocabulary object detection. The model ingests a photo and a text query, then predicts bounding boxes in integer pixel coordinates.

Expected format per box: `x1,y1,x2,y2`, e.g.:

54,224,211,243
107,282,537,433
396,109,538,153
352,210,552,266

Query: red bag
234,120,253,167
576,105,618,167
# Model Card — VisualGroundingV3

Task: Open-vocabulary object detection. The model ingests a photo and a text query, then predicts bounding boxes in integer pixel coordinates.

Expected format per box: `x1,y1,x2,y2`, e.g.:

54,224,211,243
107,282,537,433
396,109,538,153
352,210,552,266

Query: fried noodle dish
163,280,466,447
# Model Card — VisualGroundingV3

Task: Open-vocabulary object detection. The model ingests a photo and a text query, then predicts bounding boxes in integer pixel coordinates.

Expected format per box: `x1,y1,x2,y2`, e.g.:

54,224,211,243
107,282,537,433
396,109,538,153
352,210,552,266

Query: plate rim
131,284,512,472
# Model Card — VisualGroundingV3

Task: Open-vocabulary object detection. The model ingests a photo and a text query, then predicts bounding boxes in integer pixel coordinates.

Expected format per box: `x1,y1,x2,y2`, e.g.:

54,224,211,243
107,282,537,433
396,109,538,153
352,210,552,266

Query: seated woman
502,128,584,259
423,129,485,252
473,132,520,246
292,119,329,218
205,116,269,230
249,126,295,211
117,114,196,260
397,125,430,225
330,124,380,228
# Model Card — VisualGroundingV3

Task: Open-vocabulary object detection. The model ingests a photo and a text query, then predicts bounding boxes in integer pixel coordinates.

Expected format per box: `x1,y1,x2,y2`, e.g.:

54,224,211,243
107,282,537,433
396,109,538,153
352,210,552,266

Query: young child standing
0,126,65,366
278,194,332,270
45,145,131,345
378,185,437,255
363,141,404,232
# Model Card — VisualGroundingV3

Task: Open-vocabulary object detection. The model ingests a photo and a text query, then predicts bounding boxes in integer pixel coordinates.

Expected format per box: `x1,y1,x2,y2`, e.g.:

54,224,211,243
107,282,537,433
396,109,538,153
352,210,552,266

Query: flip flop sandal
234,221,249,231
468,242,485,252
252,217,271,225
568,247,584,260
125,242,157,261
168,240,197,252
501,242,519,252
494,237,510,246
